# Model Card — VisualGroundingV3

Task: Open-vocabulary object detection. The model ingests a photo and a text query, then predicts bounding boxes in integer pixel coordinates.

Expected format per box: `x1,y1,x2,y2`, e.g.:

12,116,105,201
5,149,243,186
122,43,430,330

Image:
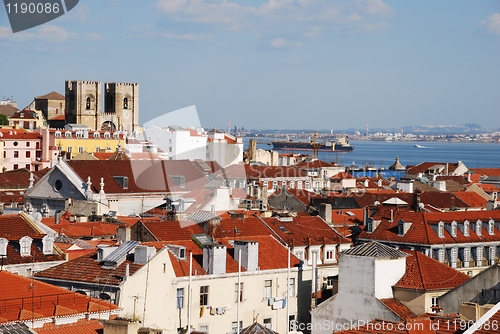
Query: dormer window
93,132,100,138
0,238,8,256
367,218,374,233
377,179,383,187
451,221,457,237
55,131,61,138
464,247,471,264
438,222,445,238
489,219,495,235
476,220,482,236
398,220,404,236
113,132,119,139
364,179,369,187
438,248,445,263
171,175,185,188
19,236,32,256
113,176,129,189
464,220,470,237
65,131,72,138
104,132,110,139
42,235,54,255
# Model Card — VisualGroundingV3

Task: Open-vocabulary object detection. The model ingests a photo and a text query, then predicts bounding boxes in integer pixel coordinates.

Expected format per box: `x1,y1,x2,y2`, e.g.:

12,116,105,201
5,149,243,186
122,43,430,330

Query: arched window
86,97,91,110
464,220,470,237
123,98,128,109
451,221,457,237
438,222,444,238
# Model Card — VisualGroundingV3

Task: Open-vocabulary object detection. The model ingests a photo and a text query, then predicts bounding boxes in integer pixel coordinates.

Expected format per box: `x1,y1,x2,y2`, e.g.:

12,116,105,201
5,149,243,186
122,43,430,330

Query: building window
263,318,272,329
325,249,334,260
123,97,128,109
235,283,243,302
232,321,243,334
431,296,439,312
289,278,296,297
14,151,19,158
262,181,268,188
200,285,209,306
450,247,458,268
305,181,310,189
489,219,495,235
25,164,30,170
20,236,32,256
281,180,287,188
476,220,482,236
295,251,304,260
297,181,302,189
86,97,91,109
95,147,100,153
490,247,497,265
438,222,444,238
272,181,278,190
13,164,18,170
451,221,457,237
3,151,5,158
78,147,84,154
264,280,272,299
171,175,185,188
199,325,209,332
464,220,470,237
26,142,30,147
113,176,129,189
67,146,73,153
176,288,184,309
290,181,295,189
25,151,30,158
438,248,445,263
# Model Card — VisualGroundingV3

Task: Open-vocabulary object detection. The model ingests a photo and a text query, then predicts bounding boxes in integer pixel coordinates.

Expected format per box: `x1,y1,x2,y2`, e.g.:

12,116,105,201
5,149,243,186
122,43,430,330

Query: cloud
0,25,76,43
85,33,104,41
152,0,395,39
479,13,500,35
270,38,302,48
162,32,212,41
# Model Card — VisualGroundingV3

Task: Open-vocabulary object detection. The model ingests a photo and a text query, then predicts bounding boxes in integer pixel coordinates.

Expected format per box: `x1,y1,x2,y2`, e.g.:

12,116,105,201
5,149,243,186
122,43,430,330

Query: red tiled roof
0,214,44,239
36,319,103,333
36,91,65,100
295,160,337,169
0,169,46,190
164,235,301,277
143,220,206,241
49,114,66,121
379,298,416,319
337,314,462,334
0,271,117,324
245,165,307,179
469,168,500,177
261,215,350,246
331,172,354,179
360,210,500,246
0,104,19,116
42,221,123,238
394,250,470,291
406,161,461,175
452,191,488,208
34,251,144,286
0,129,41,140
10,110,37,119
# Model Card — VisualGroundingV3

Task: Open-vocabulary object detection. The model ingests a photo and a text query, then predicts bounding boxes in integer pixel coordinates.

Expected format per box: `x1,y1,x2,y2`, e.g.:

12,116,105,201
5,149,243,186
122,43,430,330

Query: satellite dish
33,212,42,223
419,203,425,209
374,201,380,206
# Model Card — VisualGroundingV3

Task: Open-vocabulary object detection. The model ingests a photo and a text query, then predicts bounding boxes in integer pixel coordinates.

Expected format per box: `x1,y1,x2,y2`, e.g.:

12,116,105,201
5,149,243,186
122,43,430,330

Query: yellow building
51,127,124,159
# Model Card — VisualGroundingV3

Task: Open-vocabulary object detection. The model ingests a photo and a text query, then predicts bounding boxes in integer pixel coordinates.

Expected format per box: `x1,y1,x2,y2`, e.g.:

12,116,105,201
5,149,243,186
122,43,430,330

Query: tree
0,114,8,125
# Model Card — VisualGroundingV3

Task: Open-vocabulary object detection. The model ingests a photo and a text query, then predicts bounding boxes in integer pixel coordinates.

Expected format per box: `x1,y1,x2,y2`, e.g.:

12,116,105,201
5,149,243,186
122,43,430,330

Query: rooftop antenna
227,118,231,135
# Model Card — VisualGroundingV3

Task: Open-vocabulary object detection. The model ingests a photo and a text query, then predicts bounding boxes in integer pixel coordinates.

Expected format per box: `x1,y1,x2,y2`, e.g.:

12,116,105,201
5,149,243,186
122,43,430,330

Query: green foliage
0,114,8,125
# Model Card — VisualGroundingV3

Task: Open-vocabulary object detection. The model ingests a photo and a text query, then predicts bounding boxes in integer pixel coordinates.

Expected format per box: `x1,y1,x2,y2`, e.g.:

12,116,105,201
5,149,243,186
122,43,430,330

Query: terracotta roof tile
36,319,103,333
395,250,470,291
0,271,117,324
379,298,416,319
36,91,65,100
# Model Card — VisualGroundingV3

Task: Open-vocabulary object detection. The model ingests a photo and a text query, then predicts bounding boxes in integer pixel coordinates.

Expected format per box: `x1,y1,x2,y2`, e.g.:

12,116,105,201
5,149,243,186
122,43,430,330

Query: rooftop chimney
234,240,259,271
319,203,332,224
203,244,226,274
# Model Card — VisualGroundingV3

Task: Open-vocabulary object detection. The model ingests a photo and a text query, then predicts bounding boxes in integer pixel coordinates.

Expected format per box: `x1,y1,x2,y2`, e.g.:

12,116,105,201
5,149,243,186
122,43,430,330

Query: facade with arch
65,80,139,134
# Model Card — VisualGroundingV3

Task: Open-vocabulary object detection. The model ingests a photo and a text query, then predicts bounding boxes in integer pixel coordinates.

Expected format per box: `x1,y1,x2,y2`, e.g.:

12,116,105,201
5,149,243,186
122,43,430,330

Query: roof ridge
414,251,426,290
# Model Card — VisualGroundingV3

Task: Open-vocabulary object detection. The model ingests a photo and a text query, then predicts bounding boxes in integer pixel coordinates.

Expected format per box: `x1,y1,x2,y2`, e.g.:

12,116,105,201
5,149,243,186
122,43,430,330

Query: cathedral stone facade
65,80,139,133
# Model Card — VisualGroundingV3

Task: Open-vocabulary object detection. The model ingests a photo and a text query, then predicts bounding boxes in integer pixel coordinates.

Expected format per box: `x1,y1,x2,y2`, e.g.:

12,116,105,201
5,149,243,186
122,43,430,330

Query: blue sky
1,0,499,131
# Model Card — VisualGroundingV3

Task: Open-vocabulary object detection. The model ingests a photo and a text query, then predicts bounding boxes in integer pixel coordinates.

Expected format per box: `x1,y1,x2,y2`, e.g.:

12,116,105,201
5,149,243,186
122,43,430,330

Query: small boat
414,144,426,148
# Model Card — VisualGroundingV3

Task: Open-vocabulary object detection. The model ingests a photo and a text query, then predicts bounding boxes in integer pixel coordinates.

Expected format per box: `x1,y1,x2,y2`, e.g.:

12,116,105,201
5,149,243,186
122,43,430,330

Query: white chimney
234,240,259,271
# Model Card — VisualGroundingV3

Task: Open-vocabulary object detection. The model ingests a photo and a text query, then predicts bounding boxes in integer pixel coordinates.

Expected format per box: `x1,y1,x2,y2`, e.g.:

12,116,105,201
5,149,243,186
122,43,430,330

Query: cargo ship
271,136,354,152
